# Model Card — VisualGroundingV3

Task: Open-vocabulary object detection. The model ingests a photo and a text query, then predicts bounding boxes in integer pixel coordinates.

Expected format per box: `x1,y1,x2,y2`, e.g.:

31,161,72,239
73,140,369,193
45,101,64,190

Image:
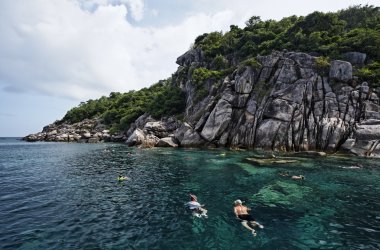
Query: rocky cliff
127,50,380,157
24,50,380,157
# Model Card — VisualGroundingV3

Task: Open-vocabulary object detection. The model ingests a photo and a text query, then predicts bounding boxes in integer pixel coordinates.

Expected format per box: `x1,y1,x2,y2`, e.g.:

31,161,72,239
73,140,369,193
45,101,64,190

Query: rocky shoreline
23,119,124,143
24,50,380,157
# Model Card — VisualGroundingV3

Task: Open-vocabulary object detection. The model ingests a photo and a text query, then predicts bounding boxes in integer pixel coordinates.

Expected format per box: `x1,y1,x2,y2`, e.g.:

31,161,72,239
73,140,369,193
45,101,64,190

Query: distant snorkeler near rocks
278,171,305,180
185,194,208,218
233,199,264,236
341,164,363,169
291,175,305,180
117,175,129,181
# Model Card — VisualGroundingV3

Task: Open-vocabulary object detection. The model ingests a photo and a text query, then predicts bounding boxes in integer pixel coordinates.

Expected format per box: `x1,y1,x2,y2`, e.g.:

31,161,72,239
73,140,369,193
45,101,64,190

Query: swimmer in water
291,175,305,180
186,194,207,217
117,175,129,181
341,164,363,169
234,199,264,236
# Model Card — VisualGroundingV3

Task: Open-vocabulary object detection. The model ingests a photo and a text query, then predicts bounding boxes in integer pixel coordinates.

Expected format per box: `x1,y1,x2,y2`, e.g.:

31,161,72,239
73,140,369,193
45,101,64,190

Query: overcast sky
0,0,378,136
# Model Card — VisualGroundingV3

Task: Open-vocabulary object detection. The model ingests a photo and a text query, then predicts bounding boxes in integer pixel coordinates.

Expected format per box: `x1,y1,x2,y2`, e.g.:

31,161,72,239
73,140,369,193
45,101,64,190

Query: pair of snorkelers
185,194,264,236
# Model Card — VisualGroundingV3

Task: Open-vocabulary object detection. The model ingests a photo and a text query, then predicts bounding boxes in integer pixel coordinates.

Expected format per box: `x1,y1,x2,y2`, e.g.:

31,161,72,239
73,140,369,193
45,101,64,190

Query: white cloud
119,0,145,21
0,0,240,102
77,0,145,21
150,9,159,17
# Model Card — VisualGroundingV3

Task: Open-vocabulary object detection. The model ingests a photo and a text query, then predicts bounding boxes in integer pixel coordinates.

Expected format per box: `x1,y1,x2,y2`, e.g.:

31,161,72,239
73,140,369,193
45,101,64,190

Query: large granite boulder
355,124,380,141
329,60,352,82
181,129,205,147
144,121,168,138
176,48,204,67
342,52,366,66
126,129,146,146
156,137,178,147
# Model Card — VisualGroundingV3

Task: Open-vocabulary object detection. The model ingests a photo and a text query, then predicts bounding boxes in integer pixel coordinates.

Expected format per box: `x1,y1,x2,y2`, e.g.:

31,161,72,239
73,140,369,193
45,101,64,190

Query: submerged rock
246,158,299,165
253,181,313,211
287,151,327,157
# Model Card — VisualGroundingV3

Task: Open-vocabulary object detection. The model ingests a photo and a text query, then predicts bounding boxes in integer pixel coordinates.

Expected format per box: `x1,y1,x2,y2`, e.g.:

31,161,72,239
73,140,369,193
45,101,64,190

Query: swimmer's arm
233,208,239,217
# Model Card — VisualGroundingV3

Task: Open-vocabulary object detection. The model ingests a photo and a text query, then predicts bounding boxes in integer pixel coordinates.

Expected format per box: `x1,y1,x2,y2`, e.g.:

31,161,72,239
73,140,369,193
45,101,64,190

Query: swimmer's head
190,194,197,201
234,199,242,205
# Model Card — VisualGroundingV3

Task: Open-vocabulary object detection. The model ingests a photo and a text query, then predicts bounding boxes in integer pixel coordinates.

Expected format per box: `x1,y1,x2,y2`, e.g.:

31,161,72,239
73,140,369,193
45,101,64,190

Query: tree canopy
60,80,185,132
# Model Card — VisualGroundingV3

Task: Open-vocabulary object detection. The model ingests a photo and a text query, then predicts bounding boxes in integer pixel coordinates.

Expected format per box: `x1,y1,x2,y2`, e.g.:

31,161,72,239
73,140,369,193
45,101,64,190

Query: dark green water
0,138,379,249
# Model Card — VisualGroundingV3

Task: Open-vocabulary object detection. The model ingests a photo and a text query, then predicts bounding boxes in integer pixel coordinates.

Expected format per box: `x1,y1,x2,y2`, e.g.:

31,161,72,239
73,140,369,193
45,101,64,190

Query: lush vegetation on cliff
195,5,380,62
59,5,379,132
60,80,185,132
194,5,380,84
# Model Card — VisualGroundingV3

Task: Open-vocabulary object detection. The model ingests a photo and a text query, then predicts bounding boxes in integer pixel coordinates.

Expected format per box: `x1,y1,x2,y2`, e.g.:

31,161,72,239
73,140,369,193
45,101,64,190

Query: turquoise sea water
0,137,379,249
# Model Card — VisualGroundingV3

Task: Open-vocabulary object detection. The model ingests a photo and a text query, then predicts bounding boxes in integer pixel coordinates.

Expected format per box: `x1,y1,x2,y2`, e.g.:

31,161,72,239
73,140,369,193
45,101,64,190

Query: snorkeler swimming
186,194,208,218
117,175,129,181
233,199,263,236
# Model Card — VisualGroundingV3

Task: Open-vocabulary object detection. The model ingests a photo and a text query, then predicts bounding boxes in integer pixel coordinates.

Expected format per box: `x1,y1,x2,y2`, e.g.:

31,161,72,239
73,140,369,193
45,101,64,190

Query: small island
24,6,380,158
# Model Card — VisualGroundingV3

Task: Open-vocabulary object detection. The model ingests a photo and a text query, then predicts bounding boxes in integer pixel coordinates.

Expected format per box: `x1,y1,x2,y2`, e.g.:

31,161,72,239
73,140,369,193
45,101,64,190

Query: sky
0,0,378,136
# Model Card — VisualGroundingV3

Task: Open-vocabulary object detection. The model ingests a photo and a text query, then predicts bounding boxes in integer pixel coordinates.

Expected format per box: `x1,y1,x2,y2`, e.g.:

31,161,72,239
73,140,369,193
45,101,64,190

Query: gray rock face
126,129,146,146
174,123,192,142
342,52,366,66
176,48,204,67
172,51,380,157
329,60,352,82
235,67,255,94
201,99,232,141
355,124,380,141
125,116,183,147
144,121,168,138
181,129,205,147
263,99,294,122
156,137,178,147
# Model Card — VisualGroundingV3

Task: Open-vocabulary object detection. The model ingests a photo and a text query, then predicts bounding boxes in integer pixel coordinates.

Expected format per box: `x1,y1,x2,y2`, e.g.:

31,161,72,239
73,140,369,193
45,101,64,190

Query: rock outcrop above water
24,50,380,157
125,116,181,147
23,119,125,143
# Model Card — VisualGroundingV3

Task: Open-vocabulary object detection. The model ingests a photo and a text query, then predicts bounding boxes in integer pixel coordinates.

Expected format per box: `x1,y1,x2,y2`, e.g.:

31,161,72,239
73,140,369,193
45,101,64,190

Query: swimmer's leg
241,221,256,236
250,220,264,229
192,211,201,218
199,207,207,215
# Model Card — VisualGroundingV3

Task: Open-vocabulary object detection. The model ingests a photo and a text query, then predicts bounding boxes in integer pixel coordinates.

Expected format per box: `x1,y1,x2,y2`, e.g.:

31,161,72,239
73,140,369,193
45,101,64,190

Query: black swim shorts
238,214,255,221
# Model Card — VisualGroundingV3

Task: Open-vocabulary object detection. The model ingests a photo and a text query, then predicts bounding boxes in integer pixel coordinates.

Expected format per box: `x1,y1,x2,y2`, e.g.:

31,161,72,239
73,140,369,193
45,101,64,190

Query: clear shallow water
0,138,379,249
